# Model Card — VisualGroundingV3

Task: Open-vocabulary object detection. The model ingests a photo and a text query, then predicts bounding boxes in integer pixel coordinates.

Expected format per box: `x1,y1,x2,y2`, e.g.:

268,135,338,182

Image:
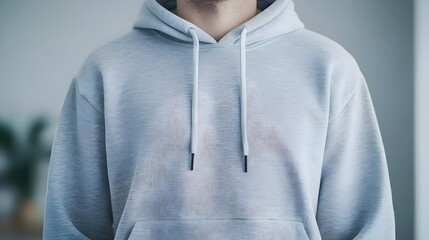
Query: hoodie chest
104,46,327,172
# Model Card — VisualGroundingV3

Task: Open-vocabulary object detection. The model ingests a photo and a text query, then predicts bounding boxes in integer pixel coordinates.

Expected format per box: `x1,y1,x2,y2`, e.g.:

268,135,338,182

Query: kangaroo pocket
127,218,310,240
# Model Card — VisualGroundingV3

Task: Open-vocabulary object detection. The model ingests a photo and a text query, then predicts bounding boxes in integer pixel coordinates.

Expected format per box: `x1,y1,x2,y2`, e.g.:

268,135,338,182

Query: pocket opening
127,218,309,240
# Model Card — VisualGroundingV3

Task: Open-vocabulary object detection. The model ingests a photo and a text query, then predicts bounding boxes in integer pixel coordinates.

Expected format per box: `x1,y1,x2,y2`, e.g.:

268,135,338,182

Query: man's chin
186,0,230,13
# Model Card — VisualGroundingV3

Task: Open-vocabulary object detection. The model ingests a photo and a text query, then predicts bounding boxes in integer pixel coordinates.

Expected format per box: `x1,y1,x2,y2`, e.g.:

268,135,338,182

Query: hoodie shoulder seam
328,75,363,124
73,77,104,115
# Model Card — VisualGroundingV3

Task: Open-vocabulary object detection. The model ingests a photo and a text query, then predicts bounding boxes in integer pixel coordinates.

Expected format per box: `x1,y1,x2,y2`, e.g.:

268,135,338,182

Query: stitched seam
328,75,363,124
149,28,303,50
74,78,104,115
133,217,305,222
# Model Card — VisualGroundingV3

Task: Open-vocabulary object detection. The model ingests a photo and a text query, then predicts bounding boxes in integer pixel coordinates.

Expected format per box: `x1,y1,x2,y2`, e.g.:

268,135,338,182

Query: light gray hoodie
43,0,396,239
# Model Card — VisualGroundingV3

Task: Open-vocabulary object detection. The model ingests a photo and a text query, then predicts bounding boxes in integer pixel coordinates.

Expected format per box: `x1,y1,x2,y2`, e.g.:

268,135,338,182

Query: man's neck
172,0,261,42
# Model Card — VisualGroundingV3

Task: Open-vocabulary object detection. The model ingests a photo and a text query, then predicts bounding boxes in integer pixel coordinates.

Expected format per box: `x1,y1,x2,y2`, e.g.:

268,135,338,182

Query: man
43,0,396,239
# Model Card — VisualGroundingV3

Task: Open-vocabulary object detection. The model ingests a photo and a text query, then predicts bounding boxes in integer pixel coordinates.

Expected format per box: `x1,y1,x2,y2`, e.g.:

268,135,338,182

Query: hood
132,0,305,172
133,0,305,46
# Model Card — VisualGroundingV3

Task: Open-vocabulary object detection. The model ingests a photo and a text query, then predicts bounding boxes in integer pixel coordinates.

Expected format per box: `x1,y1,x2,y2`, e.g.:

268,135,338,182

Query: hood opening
133,0,304,46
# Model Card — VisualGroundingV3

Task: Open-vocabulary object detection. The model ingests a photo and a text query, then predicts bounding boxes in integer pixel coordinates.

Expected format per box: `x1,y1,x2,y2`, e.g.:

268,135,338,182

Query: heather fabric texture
43,0,396,239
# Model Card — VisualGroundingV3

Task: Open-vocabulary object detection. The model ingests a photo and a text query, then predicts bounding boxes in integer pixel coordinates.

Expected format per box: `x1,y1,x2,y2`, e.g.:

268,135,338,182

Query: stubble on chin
185,0,230,14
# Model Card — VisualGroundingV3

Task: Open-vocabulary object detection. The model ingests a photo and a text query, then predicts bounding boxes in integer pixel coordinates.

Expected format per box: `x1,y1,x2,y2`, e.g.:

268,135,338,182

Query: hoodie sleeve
315,74,396,239
43,76,114,239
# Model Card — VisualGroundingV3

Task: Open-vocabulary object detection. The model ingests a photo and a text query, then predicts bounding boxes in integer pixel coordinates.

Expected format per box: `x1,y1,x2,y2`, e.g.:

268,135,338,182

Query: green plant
0,115,52,199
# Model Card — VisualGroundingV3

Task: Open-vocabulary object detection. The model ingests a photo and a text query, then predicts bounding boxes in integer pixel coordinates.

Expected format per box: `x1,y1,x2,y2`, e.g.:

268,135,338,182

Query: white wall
0,0,142,139
415,0,429,239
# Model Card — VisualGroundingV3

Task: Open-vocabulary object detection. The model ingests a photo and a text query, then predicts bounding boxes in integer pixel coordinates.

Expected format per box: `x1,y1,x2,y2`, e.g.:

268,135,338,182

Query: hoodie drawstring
240,27,249,172
188,27,199,171
188,27,249,173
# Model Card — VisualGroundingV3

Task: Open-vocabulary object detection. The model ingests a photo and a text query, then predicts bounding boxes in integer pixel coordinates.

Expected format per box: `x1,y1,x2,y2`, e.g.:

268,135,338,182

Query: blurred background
0,0,427,239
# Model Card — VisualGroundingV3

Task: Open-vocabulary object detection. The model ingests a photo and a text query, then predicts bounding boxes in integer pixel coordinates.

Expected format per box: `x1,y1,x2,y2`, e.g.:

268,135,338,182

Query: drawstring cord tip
190,153,195,171
244,155,248,172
